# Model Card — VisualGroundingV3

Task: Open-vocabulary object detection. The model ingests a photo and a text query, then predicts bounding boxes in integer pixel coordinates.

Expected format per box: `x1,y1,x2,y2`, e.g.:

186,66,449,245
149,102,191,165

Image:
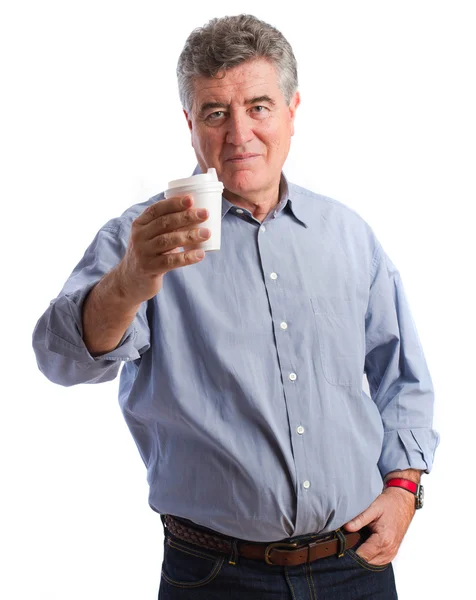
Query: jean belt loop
335,528,347,558
228,539,239,566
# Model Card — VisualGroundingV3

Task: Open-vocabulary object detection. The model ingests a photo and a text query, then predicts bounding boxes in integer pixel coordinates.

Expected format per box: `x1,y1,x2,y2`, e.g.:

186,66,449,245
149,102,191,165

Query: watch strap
385,478,418,494
384,478,424,509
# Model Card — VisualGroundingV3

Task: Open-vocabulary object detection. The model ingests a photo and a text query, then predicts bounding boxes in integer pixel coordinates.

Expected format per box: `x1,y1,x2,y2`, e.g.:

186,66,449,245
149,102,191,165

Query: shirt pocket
310,296,362,387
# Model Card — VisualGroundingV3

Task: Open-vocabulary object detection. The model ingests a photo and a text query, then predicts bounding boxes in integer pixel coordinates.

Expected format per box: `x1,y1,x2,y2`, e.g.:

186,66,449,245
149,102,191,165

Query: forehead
192,59,282,109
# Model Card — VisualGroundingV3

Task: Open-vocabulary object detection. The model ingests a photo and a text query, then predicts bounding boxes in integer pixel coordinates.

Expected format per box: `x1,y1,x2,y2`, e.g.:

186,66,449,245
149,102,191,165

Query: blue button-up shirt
32,169,439,542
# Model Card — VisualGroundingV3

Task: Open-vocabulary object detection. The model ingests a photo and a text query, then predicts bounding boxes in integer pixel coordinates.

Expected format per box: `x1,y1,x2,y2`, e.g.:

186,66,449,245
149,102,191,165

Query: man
33,14,439,599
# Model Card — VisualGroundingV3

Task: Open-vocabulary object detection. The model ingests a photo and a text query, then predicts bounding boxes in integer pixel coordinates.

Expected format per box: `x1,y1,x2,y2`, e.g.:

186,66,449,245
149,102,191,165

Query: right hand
116,195,211,304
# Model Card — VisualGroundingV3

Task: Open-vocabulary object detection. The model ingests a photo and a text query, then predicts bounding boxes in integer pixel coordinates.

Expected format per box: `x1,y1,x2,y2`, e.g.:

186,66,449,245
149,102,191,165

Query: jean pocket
345,528,391,572
161,535,225,589
310,296,362,386
346,548,391,572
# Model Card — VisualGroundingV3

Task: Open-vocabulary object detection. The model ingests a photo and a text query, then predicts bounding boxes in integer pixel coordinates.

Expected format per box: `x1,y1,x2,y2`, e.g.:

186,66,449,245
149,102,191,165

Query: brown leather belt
163,514,361,567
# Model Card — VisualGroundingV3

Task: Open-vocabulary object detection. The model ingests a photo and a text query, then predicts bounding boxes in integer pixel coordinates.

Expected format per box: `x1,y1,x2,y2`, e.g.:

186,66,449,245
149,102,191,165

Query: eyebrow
198,95,276,116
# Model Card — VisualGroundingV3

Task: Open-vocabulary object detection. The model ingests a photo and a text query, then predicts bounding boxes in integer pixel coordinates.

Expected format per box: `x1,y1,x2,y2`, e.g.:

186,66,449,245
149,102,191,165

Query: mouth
225,153,260,163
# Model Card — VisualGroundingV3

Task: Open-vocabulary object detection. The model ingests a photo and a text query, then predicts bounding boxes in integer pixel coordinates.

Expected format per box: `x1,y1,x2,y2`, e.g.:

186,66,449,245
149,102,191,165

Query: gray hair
177,14,298,113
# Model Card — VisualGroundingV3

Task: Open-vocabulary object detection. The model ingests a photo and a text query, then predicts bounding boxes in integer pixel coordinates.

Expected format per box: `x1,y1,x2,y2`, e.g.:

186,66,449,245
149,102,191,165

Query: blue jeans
158,518,398,599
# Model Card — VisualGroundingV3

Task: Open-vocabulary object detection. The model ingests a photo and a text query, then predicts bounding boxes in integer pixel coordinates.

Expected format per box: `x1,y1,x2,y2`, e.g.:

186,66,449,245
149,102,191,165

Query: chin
223,169,261,191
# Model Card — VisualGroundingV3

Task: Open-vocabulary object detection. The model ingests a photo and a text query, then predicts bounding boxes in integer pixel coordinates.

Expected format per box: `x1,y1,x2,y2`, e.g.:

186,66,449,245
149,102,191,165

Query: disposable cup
165,168,224,251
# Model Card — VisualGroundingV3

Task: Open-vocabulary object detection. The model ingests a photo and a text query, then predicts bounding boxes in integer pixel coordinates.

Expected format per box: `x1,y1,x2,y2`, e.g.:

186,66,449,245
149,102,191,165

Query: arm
32,195,210,386
343,239,439,563
81,194,211,355
364,240,439,477
32,222,151,386
81,265,142,357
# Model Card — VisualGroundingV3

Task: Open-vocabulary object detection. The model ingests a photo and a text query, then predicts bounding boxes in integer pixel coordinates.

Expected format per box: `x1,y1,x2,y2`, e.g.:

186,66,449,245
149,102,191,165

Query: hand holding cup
164,168,224,252
117,195,211,304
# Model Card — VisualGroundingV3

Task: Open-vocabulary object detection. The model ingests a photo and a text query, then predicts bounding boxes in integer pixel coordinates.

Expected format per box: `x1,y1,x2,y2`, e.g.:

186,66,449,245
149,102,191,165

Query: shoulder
288,181,375,235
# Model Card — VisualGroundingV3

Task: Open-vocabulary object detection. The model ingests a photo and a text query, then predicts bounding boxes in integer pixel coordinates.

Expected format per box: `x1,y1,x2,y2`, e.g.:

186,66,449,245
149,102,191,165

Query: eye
206,111,226,121
251,105,269,118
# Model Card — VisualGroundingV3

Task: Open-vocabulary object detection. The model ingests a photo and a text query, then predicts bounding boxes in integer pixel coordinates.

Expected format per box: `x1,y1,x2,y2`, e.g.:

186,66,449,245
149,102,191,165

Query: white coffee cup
165,168,224,252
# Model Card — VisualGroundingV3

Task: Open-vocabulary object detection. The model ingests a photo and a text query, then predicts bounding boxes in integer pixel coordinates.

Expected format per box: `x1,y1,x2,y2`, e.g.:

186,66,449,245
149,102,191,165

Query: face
183,58,300,203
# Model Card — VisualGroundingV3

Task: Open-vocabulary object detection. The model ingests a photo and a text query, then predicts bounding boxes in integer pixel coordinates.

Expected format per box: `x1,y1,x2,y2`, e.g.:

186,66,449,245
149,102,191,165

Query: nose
225,111,254,146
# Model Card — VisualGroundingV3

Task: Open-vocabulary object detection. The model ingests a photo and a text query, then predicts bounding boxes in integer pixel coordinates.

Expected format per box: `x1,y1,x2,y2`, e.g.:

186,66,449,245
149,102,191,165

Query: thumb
343,503,379,532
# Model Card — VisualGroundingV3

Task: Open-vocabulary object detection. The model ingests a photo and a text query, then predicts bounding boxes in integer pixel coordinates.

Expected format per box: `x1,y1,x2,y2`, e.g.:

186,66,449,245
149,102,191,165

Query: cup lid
168,167,221,189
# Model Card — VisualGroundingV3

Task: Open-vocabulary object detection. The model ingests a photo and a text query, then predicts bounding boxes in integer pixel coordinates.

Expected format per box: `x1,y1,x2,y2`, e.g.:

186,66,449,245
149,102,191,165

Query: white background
1,1,474,598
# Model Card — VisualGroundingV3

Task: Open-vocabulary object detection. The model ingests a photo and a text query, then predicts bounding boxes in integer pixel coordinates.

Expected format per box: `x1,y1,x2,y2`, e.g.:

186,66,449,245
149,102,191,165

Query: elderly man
33,14,439,600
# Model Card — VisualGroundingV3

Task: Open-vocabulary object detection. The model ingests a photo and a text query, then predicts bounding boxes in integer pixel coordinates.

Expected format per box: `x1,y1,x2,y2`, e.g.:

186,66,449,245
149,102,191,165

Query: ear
288,91,301,137
183,108,193,132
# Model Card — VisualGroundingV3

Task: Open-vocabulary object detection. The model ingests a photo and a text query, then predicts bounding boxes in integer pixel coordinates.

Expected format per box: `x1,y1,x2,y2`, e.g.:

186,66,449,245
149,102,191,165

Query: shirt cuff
45,284,141,362
378,428,440,478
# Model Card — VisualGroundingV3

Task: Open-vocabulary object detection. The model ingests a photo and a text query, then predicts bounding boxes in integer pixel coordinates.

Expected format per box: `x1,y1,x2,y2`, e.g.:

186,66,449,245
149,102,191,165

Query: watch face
416,484,424,509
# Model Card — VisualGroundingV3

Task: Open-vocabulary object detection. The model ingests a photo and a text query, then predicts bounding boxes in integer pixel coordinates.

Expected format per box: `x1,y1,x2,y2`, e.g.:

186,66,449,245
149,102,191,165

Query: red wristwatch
384,478,424,509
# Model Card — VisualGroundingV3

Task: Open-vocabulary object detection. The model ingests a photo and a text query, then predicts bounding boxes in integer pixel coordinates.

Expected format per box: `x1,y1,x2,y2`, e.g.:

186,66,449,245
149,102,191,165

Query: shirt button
289,373,297,381
303,480,310,489
280,322,288,330
236,208,244,214
270,272,278,280
297,426,305,434
260,225,266,232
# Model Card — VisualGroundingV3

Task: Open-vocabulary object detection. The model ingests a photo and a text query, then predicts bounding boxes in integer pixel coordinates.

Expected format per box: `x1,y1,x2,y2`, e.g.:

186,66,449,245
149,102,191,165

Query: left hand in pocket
343,487,416,566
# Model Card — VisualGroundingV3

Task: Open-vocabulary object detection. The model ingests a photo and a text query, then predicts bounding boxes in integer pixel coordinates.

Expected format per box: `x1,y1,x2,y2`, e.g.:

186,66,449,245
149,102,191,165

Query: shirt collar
191,165,308,227
273,174,308,228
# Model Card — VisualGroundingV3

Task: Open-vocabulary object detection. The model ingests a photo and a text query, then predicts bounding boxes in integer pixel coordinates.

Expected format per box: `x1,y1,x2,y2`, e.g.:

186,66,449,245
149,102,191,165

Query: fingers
133,197,209,249
135,196,209,231
146,247,206,273
344,502,381,532
355,534,381,564
145,206,209,239
123,196,212,286
128,227,210,279
135,195,194,226
344,490,413,566
354,532,397,565
144,226,211,255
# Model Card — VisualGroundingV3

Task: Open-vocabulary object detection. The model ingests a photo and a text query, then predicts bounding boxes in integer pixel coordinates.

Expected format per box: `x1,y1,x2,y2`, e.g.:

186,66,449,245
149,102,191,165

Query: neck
223,183,281,223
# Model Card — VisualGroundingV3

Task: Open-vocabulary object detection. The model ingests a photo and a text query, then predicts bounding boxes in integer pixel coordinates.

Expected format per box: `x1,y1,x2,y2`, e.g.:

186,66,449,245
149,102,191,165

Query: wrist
383,477,424,510
383,485,417,511
383,468,422,485
113,261,149,309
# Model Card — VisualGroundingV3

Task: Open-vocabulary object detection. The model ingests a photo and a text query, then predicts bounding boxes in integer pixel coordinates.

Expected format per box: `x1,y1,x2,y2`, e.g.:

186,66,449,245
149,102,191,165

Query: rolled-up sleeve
32,220,150,387
364,239,440,476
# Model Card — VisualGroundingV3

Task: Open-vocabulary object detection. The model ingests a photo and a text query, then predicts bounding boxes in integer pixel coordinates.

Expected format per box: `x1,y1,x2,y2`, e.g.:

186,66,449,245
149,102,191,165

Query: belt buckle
264,541,299,565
